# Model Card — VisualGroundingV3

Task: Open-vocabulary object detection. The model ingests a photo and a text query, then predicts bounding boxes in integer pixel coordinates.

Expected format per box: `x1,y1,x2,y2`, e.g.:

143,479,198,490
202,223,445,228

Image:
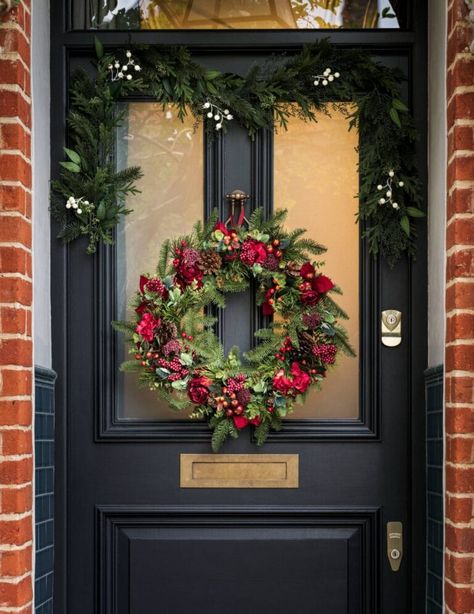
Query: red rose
188,376,211,405
233,415,261,430
240,239,267,266
300,286,320,305
290,362,311,394
272,369,293,395
300,262,316,280
313,274,335,294
135,312,160,342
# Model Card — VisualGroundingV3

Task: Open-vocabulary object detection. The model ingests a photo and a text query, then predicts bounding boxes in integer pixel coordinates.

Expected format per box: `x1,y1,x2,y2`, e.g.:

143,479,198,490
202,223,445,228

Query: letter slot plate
387,521,403,572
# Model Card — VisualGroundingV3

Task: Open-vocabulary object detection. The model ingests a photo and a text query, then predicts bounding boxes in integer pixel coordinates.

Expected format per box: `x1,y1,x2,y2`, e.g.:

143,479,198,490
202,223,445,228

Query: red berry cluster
226,374,246,393
222,230,240,253
313,343,338,364
157,357,190,381
274,336,293,361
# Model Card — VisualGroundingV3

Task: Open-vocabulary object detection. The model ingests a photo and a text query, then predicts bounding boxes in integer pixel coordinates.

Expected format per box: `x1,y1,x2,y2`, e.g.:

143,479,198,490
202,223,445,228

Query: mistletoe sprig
52,38,424,264
114,209,355,451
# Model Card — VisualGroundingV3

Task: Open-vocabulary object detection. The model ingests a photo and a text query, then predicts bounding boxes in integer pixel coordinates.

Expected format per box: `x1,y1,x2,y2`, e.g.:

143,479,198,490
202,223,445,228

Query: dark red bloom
135,312,160,342
188,376,212,405
262,287,275,316
174,247,204,289
272,369,293,395
233,415,261,430
290,362,311,394
300,262,316,280
240,239,267,267
313,274,335,294
272,362,311,396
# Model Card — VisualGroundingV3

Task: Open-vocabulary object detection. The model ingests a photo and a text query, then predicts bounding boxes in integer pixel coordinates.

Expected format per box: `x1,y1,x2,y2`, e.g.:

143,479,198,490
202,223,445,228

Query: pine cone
198,249,222,275
298,331,316,357
286,261,301,278
157,320,178,345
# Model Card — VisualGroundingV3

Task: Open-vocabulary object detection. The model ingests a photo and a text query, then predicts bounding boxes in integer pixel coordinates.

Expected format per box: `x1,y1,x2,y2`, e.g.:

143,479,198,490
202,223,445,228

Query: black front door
52,7,427,614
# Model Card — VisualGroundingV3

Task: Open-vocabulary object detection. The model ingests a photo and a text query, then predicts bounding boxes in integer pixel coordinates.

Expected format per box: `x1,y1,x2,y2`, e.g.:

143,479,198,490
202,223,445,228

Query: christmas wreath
114,209,354,451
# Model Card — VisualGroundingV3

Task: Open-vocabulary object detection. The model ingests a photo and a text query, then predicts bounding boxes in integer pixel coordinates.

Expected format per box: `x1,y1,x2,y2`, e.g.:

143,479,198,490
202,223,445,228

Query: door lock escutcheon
381,310,402,347
387,521,403,572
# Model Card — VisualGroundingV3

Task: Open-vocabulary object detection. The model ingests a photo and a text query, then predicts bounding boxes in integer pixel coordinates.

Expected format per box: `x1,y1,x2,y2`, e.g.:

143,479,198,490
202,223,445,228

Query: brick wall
0,2,33,613
445,1,474,613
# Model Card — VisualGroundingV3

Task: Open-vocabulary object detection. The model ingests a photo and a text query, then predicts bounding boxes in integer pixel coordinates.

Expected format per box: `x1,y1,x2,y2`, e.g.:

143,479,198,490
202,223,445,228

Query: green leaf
392,98,408,112
180,353,193,366
59,161,81,173
406,207,425,218
206,70,221,80
94,36,104,59
389,108,401,128
64,147,81,165
96,202,106,220
400,215,410,237
171,379,188,390
156,368,170,379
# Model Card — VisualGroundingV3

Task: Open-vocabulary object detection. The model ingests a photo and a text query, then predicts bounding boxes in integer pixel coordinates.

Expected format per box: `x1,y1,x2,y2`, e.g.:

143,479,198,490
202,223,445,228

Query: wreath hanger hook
225,189,250,227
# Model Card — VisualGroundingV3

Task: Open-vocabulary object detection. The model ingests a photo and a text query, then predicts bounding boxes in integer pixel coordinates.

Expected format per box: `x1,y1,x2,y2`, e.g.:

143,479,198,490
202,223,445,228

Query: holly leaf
60,161,80,173
406,207,425,218
400,215,410,236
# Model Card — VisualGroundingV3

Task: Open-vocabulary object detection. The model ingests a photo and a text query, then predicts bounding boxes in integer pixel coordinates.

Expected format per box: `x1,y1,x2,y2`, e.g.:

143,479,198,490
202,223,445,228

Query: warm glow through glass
274,104,360,420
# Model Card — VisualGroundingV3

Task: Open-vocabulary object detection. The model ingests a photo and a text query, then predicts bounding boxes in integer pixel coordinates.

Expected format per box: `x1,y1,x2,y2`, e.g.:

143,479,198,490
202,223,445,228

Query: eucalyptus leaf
400,215,410,237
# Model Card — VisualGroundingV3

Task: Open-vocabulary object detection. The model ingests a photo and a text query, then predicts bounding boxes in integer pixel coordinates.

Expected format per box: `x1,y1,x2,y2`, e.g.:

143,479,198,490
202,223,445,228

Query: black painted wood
51,3,428,613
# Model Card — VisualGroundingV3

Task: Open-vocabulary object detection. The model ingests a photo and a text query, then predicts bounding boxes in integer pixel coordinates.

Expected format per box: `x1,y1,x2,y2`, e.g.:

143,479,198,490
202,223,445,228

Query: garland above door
51,39,424,266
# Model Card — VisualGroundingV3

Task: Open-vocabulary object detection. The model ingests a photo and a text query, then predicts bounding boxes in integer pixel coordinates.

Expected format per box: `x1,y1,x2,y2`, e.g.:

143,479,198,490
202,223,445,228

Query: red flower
240,239,267,267
233,415,261,430
139,275,149,293
139,275,169,299
313,274,335,294
188,376,212,405
300,285,320,306
174,247,204,289
272,362,311,396
135,312,160,342
300,262,316,280
290,362,311,394
214,222,230,236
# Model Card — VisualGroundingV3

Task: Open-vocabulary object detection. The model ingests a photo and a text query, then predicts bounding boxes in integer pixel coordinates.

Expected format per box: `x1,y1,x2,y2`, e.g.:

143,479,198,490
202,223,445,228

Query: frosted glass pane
116,103,203,420
274,105,359,420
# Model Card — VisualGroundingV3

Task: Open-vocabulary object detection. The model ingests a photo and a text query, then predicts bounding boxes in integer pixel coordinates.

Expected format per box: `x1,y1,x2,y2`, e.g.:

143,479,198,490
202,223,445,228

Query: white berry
313,80,319,86
66,203,71,209
328,75,334,82
126,50,132,58
389,170,394,177
215,123,222,130
322,79,328,86
207,112,213,118
127,74,132,80
226,114,233,120
377,184,383,190
214,114,220,121
118,72,123,79
335,72,340,78
392,203,399,210
386,190,392,197
398,181,404,187
379,198,386,204
135,65,141,71
122,65,128,71
223,109,229,115
77,208,82,214
203,102,210,109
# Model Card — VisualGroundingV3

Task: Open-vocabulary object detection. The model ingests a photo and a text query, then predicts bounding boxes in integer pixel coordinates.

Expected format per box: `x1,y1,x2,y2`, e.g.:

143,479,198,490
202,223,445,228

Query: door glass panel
72,1,407,30
274,104,359,420
116,103,203,420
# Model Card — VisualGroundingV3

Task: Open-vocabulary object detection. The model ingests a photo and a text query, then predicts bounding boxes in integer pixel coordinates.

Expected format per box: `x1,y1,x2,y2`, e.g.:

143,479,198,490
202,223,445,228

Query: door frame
51,2,428,611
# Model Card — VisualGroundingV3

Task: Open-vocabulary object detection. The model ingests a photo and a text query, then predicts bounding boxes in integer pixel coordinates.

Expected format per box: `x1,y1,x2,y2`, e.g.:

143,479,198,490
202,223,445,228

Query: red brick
0,215,31,246
449,125,474,158
0,122,31,157
0,485,32,514
0,91,31,129
1,430,31,456
0,369,31,397
447,313,474,342
448,92,474,128
446,344,474,372
0,457,31,485
446,281,474,311
0,516,31,547
0,277,31,306
446,524,474,553
0,400,31,426
448,187,474,217
446,406,474,434
447,465,474,493
445,580,474,613
448,27,472,66
448,57,474,91
0,245,30,275
447,248,474,279
446,495,474,523
0,154,31,185
0,307,28,335
0,574,32,607
0,185,30,217
447,217,474,249
0,30,30,68
0,59,30,97
447,436,474,463
0,546,32,577
447,155,474,186
0,338,32,367
446,552,474,585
